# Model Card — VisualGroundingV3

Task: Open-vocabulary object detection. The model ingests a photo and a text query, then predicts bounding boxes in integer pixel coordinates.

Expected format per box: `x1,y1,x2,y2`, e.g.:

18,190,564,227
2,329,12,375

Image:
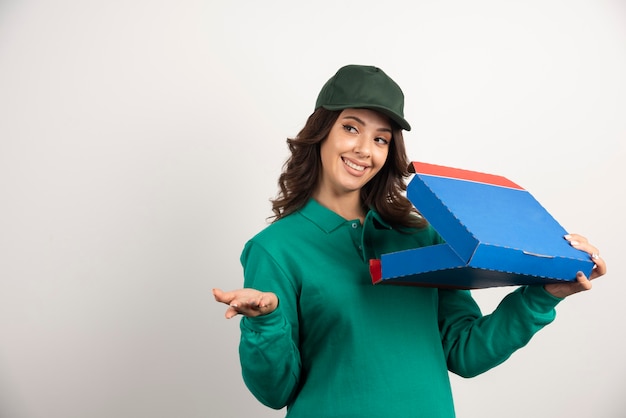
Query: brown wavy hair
270,108,426,230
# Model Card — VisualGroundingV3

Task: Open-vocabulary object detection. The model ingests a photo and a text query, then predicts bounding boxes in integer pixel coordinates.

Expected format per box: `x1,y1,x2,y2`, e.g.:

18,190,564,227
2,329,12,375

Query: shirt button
351,223,358,229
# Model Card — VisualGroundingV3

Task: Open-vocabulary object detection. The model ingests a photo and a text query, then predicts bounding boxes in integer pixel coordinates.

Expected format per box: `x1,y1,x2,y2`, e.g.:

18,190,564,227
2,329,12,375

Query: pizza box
370,162,594,288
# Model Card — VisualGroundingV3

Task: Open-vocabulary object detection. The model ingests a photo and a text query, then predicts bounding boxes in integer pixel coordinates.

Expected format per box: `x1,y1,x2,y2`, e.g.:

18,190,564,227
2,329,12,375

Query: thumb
575,272,593,291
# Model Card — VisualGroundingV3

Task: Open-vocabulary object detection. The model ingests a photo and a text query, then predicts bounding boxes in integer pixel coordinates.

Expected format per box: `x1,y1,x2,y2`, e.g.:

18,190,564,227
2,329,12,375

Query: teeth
344,158,365,171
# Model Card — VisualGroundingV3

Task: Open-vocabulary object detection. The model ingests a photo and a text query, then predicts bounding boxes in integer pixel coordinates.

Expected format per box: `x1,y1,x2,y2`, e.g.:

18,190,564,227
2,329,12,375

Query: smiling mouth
342,157,367,172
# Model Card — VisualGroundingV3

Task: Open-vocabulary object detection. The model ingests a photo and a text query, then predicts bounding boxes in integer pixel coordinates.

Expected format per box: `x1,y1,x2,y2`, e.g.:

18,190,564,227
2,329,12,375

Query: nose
353,137,371,157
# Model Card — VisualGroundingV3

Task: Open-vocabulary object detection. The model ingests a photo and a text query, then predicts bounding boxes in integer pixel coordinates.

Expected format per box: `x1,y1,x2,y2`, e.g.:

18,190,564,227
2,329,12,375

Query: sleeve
438,284,563,378
238,240,302,409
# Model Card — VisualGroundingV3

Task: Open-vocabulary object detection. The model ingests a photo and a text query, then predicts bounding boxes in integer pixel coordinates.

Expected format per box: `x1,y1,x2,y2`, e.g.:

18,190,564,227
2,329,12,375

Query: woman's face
316,108,392,198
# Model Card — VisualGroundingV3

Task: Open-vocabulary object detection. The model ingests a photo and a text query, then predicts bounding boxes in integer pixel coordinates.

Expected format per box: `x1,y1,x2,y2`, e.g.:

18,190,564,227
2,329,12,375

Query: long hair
270,108,426,229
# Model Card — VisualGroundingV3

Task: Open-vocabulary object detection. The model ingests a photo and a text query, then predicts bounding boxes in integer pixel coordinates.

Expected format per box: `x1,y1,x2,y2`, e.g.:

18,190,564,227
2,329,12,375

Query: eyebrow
342,115,393,134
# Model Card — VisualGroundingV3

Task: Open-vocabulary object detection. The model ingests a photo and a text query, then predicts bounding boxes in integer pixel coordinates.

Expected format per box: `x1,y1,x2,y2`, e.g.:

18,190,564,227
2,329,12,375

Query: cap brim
321,104,411,131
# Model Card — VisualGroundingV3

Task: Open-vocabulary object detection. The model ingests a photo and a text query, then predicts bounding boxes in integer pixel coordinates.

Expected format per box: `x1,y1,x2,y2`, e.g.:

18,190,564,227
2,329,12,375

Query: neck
312,189,365,222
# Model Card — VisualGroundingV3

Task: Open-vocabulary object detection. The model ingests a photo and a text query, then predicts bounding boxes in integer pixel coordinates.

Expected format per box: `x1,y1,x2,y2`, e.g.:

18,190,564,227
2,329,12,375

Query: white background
1,1,625,417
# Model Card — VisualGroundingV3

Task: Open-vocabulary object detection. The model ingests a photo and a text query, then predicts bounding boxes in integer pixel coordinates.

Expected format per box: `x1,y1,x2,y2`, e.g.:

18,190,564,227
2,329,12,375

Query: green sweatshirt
239,198,562,417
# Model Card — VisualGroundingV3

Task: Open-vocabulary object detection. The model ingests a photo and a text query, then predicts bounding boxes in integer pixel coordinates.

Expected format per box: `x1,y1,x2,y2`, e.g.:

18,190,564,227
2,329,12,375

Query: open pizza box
369,162,594,289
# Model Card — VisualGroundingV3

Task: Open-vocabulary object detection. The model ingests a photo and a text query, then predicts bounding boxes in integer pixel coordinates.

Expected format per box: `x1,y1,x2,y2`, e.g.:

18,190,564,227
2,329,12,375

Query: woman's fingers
213,288,234,304
213,288,278,318
565,234,598,256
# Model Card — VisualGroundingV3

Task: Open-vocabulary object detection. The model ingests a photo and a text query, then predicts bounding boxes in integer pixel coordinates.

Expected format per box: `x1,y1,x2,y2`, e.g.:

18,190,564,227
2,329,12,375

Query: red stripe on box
369,259,382,284
409,162,523,190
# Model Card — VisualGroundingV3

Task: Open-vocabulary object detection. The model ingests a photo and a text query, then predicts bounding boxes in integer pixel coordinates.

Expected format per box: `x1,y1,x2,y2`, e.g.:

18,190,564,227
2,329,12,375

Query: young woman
213,65,606,417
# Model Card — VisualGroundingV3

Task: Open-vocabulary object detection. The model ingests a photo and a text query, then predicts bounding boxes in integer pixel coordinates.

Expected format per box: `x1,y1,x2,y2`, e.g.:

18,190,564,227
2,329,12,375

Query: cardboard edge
371,243,466,285
374,265,581,289
408,161,523,190
407,176,479,262
470,242,595,280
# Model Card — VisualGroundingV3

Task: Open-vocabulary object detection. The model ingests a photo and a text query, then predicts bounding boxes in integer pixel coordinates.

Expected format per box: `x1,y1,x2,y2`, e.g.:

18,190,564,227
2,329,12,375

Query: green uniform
239,198,561,417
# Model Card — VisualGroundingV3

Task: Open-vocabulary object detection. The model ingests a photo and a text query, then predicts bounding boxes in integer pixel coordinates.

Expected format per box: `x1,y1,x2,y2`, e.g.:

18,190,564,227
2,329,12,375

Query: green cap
315,64,411,131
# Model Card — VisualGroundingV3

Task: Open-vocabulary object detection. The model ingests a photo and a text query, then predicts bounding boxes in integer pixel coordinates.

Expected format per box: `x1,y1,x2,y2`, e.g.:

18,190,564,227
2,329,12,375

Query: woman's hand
544,233,607,299
213,288,278,319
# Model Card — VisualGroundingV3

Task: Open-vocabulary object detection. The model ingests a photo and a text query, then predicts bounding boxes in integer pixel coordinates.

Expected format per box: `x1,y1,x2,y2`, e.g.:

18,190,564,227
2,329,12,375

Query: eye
342,124,358,134
374,137,390,145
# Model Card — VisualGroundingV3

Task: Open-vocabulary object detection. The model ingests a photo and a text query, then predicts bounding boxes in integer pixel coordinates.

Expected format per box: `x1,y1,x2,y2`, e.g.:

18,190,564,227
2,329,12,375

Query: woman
213,64,607,417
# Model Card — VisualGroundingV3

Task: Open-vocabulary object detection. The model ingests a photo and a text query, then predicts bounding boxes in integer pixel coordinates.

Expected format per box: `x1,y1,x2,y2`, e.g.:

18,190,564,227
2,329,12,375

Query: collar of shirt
298,198,392,233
